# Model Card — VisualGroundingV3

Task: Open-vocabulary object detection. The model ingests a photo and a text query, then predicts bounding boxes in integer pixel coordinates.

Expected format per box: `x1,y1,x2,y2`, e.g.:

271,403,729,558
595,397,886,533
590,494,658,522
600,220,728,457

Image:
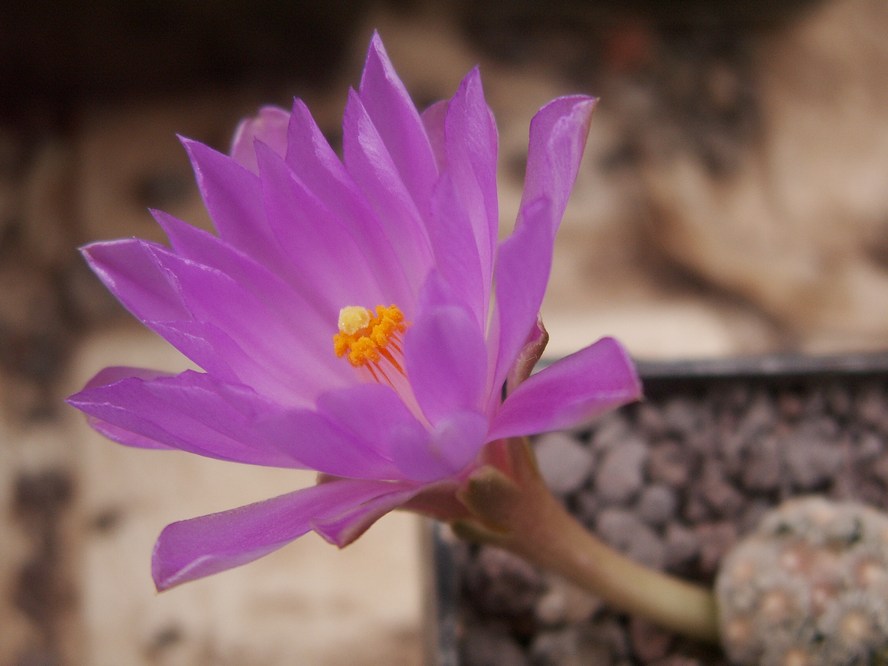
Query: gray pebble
534,576,602,626
630,617,674,662
595,439,648,503
858,432,883,460
647,441,691,488
856,385,886,427
663,523,700,568
596,508,666,569
700,462,745,517
741,435,782,492
535,431,595,495
739,393,776,437
782,435,844,490
661,398,700,435
469,547,542,615
530,627,615,666
694,521,737,576
575,492,600,524
636,403,669,437
636,484,677,527
462,625,529,666
590,415,634,452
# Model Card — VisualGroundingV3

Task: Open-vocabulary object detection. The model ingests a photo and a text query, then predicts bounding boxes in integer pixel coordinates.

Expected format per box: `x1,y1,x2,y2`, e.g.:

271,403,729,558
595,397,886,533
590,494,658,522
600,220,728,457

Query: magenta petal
230,106,290,173
69,367,177,450
148,320,247,387
311,484,420,546
441,68,498,307
426,175,485,328
182,138,281,267
428,410,488,473
488,337,642,441
315,384,428,459
421,73,498,328
285,98,414,308
386,408,486,482
328,385,459,481
154,208,308,305
154,208,334,358
405,298,488,426
82,240,188,322
359,32,438,211
318,384,488,483
254,142,383,315
421,100,449,170
490,96,596,390
68,369,303,467
84,240,262,387
253,407,403,480
147,245,349,397
489,197,554,402
71,367,401,479
315,382,470,482
152,479,414,590
518,96,597,241
342,89,433,282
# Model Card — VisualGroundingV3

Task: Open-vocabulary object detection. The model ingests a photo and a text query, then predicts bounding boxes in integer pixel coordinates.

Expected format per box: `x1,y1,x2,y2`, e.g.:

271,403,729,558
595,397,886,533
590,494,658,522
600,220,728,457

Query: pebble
590,415,634,452
630,617,674,661
739,393,777,436
661,398,700,435
586,618,632,659
596,508,666,569
462,626,529,666
694,521,738,576
663,523,700,568
636,484,678,527
468,548,543,616
872,455,888,486
594,438,648,503
534,576,602,626
535,431,595,495
647,441,691,488
530,627,614,666
782,435,844,490
636,403,669,437
740,435,782,492
855,385,885,427
858,432,883,461
699,462,745,517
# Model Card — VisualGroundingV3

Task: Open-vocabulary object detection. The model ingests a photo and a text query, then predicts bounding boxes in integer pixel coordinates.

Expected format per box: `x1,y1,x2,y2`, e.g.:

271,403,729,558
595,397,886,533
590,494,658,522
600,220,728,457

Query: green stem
456,438,720,643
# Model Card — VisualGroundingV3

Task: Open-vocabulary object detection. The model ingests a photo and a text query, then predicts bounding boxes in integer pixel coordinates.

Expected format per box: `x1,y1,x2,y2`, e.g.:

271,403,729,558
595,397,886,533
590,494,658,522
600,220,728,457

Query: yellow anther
333,304,407,369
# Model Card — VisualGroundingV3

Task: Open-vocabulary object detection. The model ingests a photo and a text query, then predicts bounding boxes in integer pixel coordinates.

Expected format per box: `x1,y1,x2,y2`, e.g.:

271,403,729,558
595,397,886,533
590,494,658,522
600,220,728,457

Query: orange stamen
333,305,408,377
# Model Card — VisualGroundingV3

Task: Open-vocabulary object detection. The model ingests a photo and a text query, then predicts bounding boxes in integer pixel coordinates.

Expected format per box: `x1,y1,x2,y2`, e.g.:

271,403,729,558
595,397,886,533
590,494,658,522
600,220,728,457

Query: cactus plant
716,496,888,665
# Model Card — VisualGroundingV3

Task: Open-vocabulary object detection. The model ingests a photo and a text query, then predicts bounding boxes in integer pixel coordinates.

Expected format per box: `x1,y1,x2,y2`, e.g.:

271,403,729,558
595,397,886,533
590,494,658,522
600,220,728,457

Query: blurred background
2,0,888,663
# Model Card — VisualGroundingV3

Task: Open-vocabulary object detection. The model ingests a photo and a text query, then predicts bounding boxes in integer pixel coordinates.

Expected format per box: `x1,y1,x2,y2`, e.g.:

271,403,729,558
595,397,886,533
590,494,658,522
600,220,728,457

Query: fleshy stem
453,437,720,643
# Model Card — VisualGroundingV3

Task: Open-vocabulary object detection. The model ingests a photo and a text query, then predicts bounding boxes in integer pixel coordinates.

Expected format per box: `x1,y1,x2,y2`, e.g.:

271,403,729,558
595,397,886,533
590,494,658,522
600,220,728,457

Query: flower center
333,305,408,381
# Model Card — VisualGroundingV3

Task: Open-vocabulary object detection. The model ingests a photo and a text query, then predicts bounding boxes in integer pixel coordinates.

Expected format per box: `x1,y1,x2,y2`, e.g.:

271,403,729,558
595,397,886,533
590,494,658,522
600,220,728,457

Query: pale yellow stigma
333,304,407,370
338,306,371,335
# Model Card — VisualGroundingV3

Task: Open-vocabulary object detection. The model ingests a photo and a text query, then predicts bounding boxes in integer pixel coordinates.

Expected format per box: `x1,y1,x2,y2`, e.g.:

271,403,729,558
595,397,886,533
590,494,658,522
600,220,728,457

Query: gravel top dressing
437,358,888,665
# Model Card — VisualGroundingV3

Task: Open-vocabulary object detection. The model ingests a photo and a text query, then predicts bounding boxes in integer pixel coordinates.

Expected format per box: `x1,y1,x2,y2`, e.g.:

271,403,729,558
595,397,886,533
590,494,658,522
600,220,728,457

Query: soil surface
447,363,888,665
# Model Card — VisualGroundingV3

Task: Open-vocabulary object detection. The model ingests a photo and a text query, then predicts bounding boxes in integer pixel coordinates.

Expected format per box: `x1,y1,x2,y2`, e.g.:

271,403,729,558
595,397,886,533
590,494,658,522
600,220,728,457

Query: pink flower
68,33,641,590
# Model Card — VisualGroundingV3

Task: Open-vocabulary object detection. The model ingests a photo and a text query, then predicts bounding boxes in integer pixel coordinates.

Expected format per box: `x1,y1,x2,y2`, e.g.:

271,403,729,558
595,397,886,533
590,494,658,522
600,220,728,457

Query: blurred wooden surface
3,0,888,663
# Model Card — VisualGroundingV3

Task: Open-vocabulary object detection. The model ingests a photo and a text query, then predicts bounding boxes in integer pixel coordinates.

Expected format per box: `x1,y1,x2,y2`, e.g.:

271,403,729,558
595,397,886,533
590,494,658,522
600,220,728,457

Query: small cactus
716,496,888,666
